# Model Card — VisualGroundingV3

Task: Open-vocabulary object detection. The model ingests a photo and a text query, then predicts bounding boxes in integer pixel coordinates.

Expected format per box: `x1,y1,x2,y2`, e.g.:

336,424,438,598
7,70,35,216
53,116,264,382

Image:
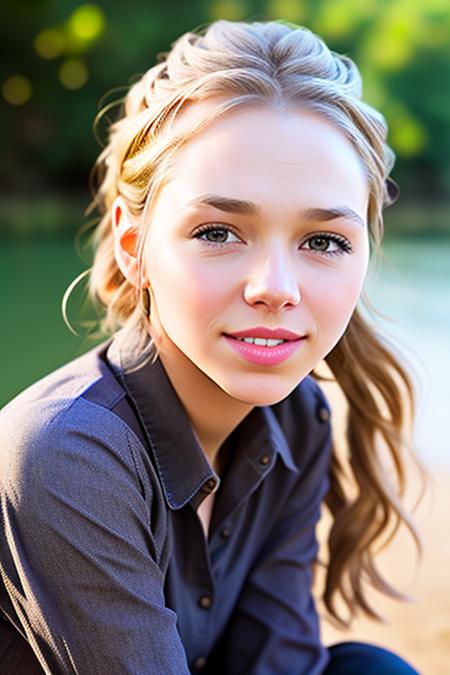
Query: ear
111,196,148,288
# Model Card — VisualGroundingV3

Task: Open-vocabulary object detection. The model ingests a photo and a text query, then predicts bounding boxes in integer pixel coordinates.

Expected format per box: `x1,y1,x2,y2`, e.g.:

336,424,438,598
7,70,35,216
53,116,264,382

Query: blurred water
365,238,450,468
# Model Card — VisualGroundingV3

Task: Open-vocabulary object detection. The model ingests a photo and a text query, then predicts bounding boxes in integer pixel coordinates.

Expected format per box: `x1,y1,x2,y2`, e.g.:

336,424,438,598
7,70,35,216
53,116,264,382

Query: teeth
236,337,286,346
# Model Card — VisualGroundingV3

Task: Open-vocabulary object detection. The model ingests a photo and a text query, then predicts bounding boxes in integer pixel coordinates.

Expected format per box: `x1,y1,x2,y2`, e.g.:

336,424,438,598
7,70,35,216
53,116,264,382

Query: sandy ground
314,377,449,675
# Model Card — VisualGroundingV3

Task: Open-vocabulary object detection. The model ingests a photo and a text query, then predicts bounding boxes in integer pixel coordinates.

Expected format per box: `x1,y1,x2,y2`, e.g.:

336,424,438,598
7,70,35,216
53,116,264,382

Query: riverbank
315,376,449,675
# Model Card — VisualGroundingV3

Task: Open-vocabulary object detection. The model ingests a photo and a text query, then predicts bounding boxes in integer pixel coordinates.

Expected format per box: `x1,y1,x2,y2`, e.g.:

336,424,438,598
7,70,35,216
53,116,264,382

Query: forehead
160,101,368,212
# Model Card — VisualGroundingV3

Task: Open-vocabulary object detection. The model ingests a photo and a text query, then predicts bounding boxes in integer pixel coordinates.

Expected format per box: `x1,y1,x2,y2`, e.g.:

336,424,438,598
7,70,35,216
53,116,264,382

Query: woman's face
142,103,370,405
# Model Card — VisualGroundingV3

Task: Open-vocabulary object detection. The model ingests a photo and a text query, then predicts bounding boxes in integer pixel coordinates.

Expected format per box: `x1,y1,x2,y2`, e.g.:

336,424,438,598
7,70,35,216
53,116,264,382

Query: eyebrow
185,193,366,228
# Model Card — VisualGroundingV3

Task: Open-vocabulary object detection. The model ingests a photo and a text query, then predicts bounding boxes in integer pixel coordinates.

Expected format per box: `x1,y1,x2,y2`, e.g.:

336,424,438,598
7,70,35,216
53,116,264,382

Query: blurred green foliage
1,0,449,235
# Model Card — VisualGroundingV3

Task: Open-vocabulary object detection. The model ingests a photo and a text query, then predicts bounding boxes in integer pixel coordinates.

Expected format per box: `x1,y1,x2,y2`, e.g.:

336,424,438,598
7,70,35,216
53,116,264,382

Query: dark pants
325,641,420,674
0,620,421,674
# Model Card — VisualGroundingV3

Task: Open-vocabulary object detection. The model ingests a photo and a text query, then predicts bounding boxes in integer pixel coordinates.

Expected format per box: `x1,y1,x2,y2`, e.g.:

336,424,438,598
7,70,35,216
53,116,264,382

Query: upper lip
225,326,304,341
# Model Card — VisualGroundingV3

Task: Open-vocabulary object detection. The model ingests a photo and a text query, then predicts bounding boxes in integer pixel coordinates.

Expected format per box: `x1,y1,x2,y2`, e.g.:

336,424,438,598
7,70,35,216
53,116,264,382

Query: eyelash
192,224,353,257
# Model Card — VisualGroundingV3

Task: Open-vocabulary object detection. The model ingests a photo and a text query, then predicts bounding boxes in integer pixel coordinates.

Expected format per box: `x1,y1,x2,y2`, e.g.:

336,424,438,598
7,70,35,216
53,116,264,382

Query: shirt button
317,405,330,422
260,453,270,466
201,478,217,494
220,527,231,539
193,655,207,670
198,594,213,609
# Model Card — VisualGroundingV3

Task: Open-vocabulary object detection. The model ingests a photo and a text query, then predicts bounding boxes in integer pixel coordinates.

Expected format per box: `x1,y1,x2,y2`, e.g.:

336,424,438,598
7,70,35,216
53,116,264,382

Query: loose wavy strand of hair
319,308,427,625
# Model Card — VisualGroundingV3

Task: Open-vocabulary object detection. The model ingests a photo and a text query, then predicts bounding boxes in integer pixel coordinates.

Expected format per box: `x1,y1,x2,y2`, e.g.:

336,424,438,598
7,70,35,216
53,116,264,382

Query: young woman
0,19,424,675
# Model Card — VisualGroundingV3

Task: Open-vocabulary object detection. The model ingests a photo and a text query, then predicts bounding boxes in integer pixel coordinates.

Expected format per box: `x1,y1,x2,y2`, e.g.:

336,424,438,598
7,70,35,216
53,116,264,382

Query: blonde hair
78,19,425,625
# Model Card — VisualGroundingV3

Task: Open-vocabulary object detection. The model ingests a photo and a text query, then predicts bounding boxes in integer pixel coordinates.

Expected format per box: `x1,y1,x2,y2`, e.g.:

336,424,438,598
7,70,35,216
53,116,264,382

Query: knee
324,641,421,675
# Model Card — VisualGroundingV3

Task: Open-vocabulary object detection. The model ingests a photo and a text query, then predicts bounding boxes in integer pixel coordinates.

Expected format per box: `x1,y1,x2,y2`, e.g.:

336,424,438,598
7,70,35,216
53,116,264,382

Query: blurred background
1,0,449,672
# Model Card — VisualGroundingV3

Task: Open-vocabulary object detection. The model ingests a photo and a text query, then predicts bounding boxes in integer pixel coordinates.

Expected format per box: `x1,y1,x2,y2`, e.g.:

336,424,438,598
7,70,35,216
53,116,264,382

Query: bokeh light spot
58,59,89,90
314,0,377,38
2,75,32,105
366,35,413,71
387,101,427,157
34,28,65,59
391,117,427,157
209,0,247,21
266,0,306,23
67,4,105,42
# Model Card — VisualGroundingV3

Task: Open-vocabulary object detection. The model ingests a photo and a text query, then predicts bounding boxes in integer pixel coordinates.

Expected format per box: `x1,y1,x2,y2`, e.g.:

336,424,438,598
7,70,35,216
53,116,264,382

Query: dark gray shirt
0,326,332,674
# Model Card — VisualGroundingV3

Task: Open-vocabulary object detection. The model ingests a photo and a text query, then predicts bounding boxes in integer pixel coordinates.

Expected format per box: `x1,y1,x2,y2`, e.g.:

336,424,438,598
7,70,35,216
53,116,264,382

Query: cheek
149,249,226,325
305,262,366,330
179,270,224,321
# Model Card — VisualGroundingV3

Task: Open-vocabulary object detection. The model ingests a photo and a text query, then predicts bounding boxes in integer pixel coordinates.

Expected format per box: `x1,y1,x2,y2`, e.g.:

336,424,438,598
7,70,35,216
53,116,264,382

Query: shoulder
0,342,144,497
1,341,109,419
0,342,170,568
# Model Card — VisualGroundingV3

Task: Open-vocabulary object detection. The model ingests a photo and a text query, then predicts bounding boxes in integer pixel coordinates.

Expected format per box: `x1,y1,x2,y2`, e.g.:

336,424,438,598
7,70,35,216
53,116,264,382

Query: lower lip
223,335,304,366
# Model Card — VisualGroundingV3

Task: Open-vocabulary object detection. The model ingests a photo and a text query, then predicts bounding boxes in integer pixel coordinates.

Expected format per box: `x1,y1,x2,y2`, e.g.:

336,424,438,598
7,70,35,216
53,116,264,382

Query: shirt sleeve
205,391,333,675
0,397,190,675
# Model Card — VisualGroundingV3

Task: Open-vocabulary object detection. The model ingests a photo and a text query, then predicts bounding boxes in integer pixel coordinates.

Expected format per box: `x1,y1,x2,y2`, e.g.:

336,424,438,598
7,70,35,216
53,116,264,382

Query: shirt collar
260,405,299,474
106,325,299,510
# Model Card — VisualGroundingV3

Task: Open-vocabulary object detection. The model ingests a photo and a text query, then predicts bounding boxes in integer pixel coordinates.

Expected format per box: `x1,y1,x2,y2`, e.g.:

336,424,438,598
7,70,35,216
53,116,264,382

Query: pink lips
227,326,302,341
223,334,305,366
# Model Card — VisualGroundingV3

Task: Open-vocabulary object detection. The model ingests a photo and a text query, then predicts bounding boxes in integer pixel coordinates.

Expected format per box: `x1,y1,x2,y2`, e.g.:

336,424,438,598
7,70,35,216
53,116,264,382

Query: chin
218,377,299,407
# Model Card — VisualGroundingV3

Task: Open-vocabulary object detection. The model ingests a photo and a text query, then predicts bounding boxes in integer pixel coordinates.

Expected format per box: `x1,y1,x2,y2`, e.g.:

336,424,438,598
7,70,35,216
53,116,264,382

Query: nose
243,245,301,311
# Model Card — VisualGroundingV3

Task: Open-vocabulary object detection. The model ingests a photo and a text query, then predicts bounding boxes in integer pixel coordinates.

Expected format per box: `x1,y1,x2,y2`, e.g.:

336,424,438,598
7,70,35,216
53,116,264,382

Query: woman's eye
193,226,352,257
193,225,240,246
302,234,352,256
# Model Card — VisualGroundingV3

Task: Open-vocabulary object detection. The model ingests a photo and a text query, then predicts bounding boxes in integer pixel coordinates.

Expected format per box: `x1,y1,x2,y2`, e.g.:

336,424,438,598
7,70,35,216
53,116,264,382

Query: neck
157,347,254,470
